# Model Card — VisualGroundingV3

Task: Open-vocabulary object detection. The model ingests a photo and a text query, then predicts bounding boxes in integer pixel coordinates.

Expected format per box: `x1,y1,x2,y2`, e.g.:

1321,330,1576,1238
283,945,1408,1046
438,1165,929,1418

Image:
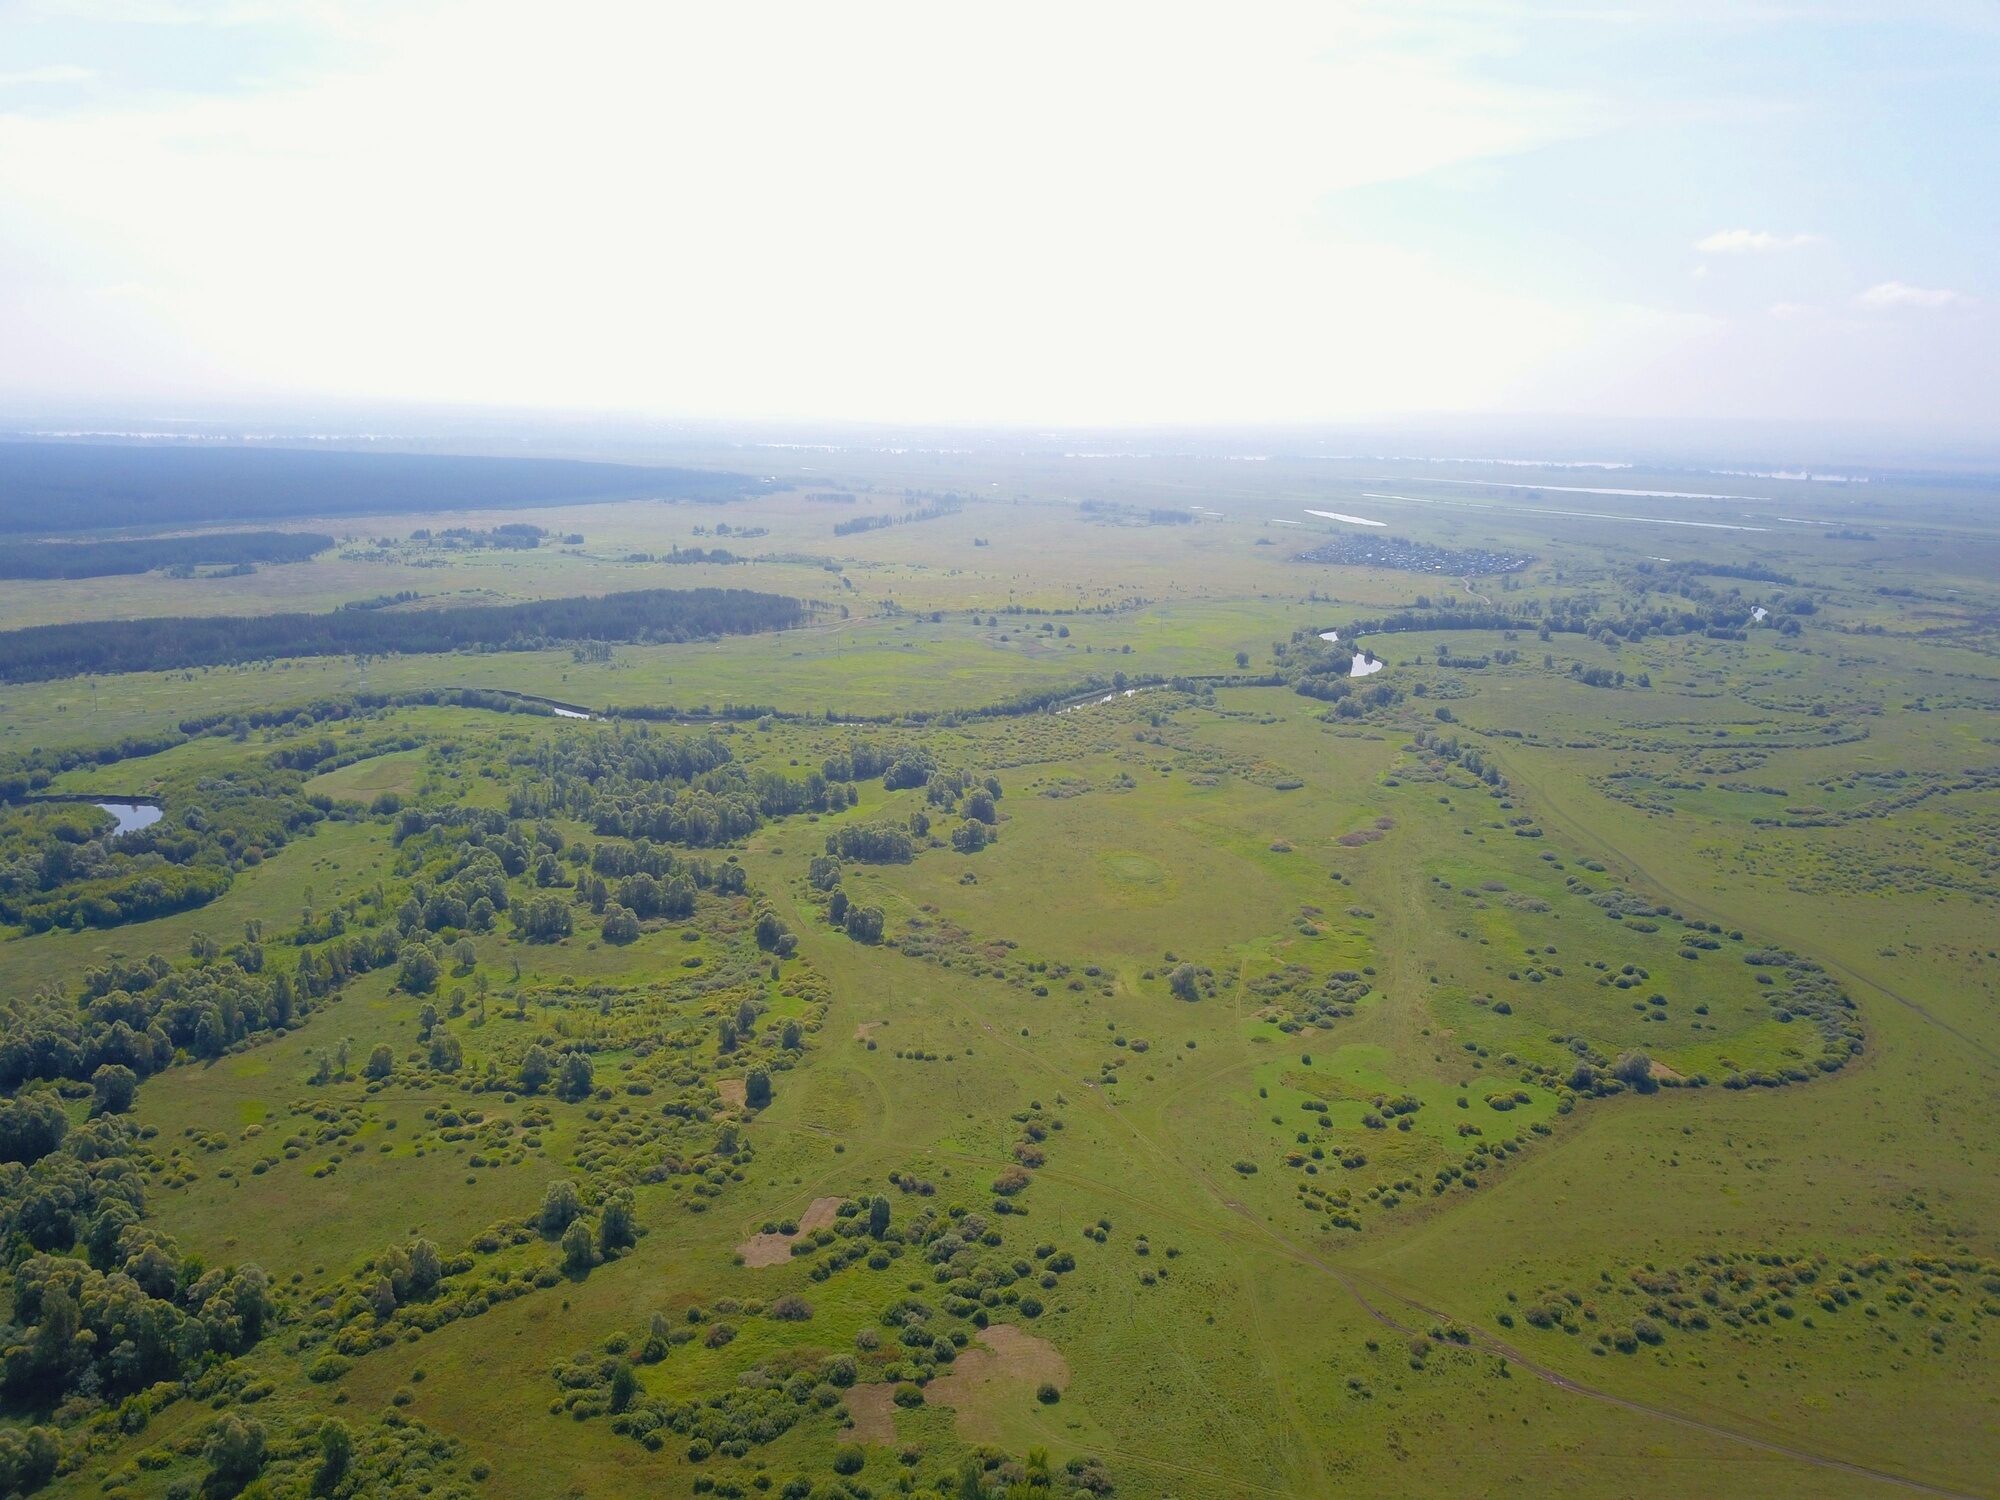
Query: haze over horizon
1,1,1995,432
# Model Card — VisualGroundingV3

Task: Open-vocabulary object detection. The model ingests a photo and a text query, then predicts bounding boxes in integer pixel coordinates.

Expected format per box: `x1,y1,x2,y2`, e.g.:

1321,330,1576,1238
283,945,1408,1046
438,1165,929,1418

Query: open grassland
1,455,1998,1499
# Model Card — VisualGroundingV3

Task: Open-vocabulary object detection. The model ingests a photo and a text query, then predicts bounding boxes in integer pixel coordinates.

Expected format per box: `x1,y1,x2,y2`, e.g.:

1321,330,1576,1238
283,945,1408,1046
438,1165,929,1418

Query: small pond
95,801,163,836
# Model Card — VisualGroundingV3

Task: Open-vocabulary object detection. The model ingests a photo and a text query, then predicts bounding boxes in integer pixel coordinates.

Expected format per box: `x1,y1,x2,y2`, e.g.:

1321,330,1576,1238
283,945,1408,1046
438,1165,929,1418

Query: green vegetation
0,443,753,533
0,588,807,683
0,449,1997,1498
0,532,334,581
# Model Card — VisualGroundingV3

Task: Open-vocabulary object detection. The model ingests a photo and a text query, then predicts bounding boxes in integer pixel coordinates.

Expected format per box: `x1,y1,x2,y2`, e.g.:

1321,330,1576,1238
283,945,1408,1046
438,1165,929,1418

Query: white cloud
1767,302,1819,318
1856,280,1965,310
0,64,94,86
0,1,1986,426
0,0,1635,422
1694,228,1820,254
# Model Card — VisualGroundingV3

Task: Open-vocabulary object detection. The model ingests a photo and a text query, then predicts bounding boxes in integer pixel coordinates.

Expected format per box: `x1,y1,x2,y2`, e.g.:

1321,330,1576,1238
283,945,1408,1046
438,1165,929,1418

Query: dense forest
0,588,809,683
0,443,759,533
0,531,334,580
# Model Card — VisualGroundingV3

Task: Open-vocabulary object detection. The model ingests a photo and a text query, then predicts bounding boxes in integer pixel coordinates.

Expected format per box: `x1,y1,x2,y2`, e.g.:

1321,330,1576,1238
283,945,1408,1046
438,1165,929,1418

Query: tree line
0,586,808,683
0,441,757,533
0,530,334,580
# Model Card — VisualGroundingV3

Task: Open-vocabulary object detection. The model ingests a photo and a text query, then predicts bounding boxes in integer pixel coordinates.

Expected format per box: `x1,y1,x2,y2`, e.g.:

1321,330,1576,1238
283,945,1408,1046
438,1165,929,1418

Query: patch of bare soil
853,1020,884,1042
841,1382,898,1444
922,1324,1068,1439
734,1196,844,1268
716,1078,747,1109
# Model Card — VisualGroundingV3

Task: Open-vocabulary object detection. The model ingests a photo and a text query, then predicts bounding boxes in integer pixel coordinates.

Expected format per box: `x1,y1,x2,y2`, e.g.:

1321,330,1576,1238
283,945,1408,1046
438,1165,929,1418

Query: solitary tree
1613,1051,1657,1093
313,1420,353,1495
754,907,789,951
556,1050,594,1102
745,1067,772,1109
520,1043,553,1093
598,1192,637,1256
363,1043,394,1080
609,1361,639,1413
203,1414,267,1496
539,1179,582,1234
408,1238,443,1297
397,942,440,995
561,1216,597,1274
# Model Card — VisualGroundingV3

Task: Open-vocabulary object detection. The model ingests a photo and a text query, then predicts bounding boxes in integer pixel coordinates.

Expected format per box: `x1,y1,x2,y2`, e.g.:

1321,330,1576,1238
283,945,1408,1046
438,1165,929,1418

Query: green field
2,453,1998,1500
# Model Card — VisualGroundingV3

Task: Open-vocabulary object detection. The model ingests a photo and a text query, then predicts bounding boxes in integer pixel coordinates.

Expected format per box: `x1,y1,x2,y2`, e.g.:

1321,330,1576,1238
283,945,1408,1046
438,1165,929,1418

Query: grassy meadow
1,452,1997,1499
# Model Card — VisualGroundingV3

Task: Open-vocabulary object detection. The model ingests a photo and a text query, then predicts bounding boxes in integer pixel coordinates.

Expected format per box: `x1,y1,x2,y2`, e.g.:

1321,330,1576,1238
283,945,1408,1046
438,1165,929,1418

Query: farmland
2,444,1998,1499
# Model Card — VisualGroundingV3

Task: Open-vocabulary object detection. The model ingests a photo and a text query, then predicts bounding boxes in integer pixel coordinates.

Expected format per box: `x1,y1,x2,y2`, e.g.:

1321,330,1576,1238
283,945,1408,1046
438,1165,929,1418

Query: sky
0,1,1994,430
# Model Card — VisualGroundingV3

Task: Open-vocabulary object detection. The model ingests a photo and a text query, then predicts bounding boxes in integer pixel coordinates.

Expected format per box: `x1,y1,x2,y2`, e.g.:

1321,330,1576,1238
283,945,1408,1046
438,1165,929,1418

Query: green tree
539,1179,582,1233
868,1194,891,1239
0,1428,59,1496
27,1286,82,1391
754,906,787,950
203,1414,267,1496
397,941,440,994
598,1192,637,1256
89,1063,138,1117
520,1043,553,1093
609,1361,639,1413
556,1050,594,1102
561,1216,596,1274
363,1043,394,1080
313,1419,353,1495
745,1067,772,1109
1613,1051,1657,1093
408,1238,443,1296
0,1090,69,1165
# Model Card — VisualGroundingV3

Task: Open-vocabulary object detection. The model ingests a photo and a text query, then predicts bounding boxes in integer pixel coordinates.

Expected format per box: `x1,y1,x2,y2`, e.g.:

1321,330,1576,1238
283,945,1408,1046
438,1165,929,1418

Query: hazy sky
1,1,1994,427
